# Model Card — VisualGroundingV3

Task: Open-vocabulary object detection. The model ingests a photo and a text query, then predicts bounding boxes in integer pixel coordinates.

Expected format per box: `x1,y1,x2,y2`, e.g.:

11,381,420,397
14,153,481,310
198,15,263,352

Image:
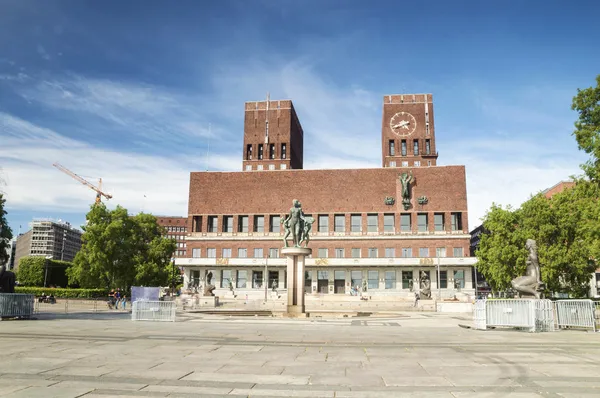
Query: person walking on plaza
115,289,121,310
122,294,127,310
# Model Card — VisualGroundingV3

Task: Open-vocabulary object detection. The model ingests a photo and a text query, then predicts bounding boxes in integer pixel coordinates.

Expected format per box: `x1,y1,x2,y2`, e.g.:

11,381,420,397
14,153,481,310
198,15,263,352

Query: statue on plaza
282,199,311,248
203,271,216,296
0,264,16,293
511,239,545,299
419,271,431,299
399,172,415,210
299,216,315,247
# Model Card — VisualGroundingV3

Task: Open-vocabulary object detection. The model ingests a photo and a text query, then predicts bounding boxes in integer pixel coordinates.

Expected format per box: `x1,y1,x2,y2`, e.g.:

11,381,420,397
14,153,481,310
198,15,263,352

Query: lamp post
171,257,176,296
264,253,269,302
44,255,52,288
437,254,441,299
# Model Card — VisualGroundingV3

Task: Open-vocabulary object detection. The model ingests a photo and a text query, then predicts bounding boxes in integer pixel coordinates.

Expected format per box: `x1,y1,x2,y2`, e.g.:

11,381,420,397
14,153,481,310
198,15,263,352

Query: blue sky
1,0,598,235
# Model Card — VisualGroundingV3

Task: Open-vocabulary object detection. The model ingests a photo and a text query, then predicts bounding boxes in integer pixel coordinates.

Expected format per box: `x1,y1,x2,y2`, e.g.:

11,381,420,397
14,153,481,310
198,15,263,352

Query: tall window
269,248,279,258
385,247,395,258
454,270,465,289
419,247,429,257
269,143,275,159
269,215,280,232
439,270,448,289
436,247,447,258
258,144,264,160
318,215,329,233
335,248,344,258
368,271,379,289
425,139,431,155
254,215,264,232
402,271,413,289
254,248,263,258
368,248,378,258
334,215,345,232
351,271,362,288
351,248,361,258
192,248,201,258
207,248,216,258
222,248,232,258
434,213,444,231
451,212,463,231
400,214,411,232
237,270,247,288
401,140,407,156
192,216,202,232
383,214,395,232
222,216,233,232
367,214,378,232
246,144,253,160
417,214,428,232
385,271,396,289
389,140,395,156
401,247,412,258
238,216,248,232
281,143,287,159
318,248,328,258
221,270,232,288
413,139,419,155
453,247,464,257
351,214,361,232
207,216,218,232
238,248,247,258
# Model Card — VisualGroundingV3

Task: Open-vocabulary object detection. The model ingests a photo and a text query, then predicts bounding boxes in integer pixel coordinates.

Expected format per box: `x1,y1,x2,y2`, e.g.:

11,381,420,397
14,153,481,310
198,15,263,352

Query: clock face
390,112,417,136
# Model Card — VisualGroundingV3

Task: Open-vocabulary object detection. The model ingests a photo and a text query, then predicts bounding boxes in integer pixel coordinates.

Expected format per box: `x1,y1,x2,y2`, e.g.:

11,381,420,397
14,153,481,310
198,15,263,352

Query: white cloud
1,64,588,235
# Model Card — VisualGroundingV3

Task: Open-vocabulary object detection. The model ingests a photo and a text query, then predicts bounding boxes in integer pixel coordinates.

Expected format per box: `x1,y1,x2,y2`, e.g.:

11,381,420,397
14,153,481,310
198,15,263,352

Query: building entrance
334,270,345,294
317,270,328,294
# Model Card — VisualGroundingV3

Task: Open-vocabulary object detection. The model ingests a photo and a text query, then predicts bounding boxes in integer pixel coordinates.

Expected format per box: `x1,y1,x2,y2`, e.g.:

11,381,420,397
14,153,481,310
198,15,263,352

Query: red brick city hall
175,93,476,299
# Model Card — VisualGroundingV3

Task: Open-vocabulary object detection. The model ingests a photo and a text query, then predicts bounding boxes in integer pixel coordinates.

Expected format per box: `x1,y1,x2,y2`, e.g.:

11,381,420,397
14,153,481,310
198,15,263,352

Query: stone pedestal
282,247,311,316
198,296,219,308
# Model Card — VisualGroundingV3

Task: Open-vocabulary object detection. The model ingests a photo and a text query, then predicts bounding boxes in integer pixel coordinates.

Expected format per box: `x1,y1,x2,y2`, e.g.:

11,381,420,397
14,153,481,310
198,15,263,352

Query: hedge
14,287,108,298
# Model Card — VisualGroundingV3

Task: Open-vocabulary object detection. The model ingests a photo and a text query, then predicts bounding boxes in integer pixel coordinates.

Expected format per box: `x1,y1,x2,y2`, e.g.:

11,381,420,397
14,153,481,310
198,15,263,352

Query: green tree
67,204,176,289
476,204,527,291
0,193,13,266
16,256,45,286
572,74,600,181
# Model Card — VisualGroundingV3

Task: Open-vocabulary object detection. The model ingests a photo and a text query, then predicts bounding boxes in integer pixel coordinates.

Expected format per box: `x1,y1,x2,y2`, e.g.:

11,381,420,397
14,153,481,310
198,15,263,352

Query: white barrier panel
473,299,554,332
132,300,176,322
473,299,487,330
555,300,596,332
0,294,35,318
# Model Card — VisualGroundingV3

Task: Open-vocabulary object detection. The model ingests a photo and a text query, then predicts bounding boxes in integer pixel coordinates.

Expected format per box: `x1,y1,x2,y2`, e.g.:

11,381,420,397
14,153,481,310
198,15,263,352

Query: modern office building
176,94,476,299
13,219,82,269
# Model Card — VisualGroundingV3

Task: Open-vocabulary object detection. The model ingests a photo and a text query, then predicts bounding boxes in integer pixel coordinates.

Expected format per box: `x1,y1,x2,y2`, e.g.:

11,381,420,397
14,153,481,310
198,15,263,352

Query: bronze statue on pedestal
511,239,545,299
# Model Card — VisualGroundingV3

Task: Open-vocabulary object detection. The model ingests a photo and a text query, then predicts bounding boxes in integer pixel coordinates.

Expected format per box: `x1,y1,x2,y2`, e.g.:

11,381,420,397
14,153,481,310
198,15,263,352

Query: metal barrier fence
34,298,129,314
132,300,176,322
554,299,596,332
0,294,35,318
473,299,555,332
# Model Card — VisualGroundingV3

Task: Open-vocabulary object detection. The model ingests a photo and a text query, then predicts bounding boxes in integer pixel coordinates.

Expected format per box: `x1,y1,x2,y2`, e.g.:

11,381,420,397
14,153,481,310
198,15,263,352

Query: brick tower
242,96,304,171
381,93,439,168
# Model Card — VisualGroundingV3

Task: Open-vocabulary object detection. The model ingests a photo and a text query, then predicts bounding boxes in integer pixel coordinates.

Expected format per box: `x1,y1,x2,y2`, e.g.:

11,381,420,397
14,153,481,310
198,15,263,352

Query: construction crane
52,163,112,204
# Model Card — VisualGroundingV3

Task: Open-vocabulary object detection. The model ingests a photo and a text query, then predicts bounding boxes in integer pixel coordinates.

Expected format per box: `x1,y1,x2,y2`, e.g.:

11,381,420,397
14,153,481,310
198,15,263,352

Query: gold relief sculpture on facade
216,258,230,265
315,258,329,266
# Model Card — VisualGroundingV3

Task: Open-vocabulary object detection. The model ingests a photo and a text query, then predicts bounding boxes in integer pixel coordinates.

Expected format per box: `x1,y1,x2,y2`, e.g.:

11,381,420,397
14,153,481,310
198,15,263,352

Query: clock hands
392,120,410,130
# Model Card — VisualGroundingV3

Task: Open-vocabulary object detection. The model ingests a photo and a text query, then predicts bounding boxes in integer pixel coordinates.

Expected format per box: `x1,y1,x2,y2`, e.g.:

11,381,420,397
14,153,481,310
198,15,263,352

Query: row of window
191,213,463,234
189,269,466,290
245,163,287,171
388,139,432,157
246,143,287,161
389,160,430,167
166,235,187,241
190,246,464,259
165,226,187,233
175,250,186,256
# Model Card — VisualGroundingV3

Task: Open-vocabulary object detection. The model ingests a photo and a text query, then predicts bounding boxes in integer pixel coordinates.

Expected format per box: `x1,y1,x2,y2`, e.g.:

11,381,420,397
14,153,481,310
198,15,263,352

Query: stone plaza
1,311,599,397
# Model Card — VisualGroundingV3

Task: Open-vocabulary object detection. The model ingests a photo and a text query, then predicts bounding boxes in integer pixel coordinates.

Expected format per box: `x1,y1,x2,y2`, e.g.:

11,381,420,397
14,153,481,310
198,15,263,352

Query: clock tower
381,93,438,168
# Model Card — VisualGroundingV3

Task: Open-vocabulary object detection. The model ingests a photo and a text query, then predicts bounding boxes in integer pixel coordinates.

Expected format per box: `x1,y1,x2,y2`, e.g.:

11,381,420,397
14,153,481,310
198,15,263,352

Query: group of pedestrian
108,288,127,310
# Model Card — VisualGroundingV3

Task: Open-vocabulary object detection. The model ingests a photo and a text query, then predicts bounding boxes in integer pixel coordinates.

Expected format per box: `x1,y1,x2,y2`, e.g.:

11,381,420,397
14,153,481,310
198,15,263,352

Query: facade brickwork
177,94,475,299
157,216,188,258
